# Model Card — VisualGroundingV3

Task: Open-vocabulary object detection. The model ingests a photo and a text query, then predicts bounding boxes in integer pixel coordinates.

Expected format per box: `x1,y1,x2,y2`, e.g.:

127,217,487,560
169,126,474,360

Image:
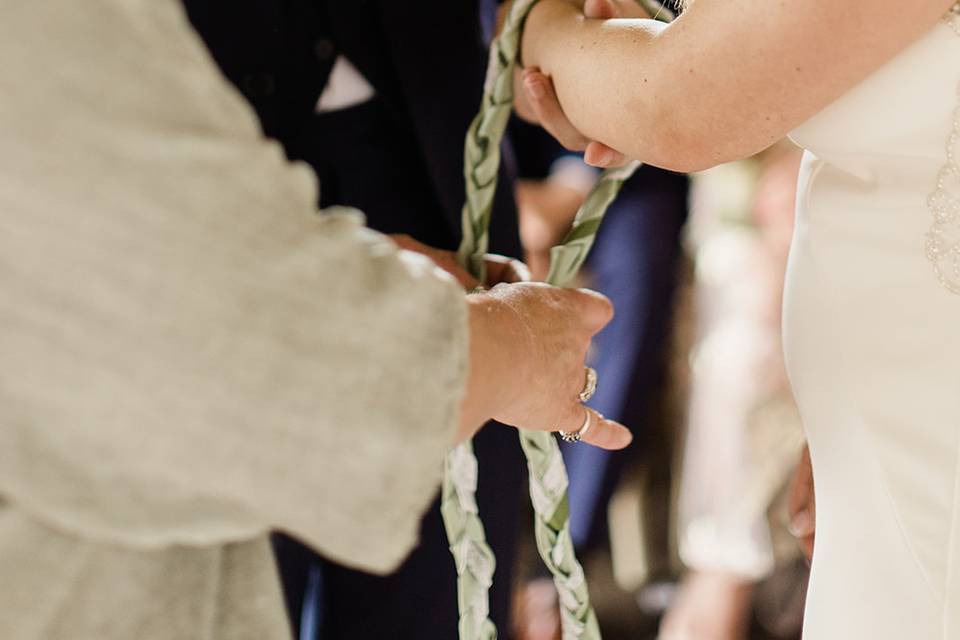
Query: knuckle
594,293,614,317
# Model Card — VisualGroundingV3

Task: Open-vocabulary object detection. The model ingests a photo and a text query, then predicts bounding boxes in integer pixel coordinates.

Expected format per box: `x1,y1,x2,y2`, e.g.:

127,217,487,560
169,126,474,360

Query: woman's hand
788,445,816,562
391,234,530,288
458,282,632,450
518,68,627,169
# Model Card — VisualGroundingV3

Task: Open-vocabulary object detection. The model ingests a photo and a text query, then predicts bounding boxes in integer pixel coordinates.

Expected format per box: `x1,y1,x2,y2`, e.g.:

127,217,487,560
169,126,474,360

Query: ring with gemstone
578,366,598,403
558,406,593,443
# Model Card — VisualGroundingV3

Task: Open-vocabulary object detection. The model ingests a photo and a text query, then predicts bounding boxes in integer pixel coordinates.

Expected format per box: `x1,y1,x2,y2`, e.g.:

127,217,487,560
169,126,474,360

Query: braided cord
441,439,498,640
443,2,670,638
456,0,540,282
517,160,641,640
442,4,542,638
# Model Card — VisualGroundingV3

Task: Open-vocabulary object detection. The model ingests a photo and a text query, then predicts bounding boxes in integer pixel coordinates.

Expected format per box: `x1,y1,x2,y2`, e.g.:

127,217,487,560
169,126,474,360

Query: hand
514,0,640,168
788,445,815,562
516,179,586,280
391,234,530,289
459,283,632,450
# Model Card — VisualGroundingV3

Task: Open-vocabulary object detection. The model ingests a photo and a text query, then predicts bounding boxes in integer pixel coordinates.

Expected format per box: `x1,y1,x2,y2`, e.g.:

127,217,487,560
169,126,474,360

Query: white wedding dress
784,10,960,639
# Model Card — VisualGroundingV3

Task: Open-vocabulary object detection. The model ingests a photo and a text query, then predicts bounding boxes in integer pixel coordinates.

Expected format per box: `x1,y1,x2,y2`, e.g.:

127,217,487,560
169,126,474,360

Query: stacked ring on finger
558,406,593,443
578,366,598,403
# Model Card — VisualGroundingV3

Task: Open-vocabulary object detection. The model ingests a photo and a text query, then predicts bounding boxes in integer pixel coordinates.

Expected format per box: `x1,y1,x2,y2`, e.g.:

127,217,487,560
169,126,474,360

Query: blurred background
509,122,808,640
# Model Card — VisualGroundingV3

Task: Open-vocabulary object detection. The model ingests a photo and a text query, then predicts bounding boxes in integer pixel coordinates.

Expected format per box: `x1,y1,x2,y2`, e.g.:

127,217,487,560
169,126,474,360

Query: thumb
560,406,633,450
583,0,621,19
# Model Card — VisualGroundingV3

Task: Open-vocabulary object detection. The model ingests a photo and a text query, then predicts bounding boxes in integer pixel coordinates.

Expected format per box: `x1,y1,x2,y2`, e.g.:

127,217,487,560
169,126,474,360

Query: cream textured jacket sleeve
0,0,468,579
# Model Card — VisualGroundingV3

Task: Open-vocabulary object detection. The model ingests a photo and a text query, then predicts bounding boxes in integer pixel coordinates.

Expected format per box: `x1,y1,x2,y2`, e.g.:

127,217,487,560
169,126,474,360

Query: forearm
523,1,755,171
524,3,659,158
522,0,956,172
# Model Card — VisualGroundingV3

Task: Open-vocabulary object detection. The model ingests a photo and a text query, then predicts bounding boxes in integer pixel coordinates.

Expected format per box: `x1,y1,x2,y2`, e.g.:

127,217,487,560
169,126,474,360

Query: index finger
522,68,591,152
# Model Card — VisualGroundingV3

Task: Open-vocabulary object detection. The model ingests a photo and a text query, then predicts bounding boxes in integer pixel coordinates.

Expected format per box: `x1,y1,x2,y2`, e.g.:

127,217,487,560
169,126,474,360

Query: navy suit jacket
184,0,521,256
182,3,527,638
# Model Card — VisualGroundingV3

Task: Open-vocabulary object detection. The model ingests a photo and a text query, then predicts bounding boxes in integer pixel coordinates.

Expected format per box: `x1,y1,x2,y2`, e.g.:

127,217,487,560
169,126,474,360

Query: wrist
456,292,526,442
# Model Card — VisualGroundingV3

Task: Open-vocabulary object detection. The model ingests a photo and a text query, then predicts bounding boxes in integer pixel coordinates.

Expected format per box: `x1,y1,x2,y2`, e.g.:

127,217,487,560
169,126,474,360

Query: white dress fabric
785,15,960,639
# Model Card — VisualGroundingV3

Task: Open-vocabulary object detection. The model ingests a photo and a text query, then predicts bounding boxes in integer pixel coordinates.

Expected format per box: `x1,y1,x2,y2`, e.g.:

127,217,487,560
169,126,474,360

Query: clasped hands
387,1,652,453
512,0,648,169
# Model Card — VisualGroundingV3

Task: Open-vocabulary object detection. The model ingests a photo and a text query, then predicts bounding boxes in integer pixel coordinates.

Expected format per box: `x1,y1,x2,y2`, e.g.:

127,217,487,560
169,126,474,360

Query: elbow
648,145,724,174
635,122,737,174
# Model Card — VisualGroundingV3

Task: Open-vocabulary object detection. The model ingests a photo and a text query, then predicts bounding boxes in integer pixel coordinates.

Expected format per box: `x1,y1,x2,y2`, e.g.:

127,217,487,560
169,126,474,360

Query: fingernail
524,78,545,100
587,147,615,168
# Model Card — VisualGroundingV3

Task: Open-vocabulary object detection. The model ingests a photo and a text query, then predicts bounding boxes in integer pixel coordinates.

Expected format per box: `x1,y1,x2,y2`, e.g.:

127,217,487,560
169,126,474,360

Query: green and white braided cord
443,2,671,638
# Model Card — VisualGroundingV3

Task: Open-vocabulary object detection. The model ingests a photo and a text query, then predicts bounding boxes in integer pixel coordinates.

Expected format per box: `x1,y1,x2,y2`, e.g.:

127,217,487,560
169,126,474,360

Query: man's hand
391,234,530,289
788,445,816,562
512,0,642,168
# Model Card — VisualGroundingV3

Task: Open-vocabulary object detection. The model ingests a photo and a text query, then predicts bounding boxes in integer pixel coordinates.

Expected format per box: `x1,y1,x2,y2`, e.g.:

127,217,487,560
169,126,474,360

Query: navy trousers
563,183,687,551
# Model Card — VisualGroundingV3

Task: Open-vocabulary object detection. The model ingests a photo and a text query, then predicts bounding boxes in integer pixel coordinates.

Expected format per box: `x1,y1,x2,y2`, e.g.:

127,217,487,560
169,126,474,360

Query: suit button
314,38,336,61
242,72,276,98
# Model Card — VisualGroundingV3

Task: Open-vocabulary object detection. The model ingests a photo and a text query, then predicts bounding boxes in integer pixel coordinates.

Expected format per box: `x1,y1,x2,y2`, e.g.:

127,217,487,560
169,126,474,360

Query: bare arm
521,0,956,172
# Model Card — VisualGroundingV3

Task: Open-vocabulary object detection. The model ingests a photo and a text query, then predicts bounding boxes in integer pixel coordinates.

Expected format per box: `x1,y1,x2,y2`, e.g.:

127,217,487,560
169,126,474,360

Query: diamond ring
558,406,593,443
578,366,598,403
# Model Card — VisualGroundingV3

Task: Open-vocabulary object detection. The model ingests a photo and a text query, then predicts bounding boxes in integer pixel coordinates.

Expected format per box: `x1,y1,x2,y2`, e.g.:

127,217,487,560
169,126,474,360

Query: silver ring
558,406,593,443
578,367,598,403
